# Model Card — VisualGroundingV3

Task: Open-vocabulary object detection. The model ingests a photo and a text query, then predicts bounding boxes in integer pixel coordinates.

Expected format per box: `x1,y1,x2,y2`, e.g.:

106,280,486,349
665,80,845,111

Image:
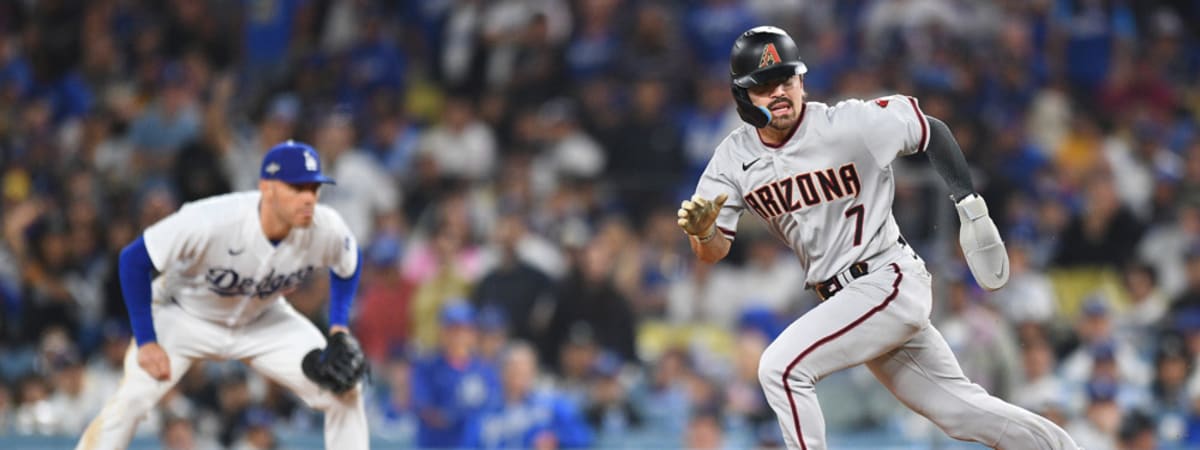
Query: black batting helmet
730,26,807,128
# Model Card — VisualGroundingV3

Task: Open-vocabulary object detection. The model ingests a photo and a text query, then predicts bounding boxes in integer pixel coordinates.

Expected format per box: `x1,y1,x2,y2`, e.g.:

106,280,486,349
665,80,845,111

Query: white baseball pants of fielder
758,249,1078,450
76,301,367,450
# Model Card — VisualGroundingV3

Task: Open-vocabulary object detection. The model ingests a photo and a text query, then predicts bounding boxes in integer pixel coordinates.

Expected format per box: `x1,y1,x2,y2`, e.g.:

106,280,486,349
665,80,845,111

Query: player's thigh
865,325,978,414
764,262,931,379
153,301,230,359
110,303,218,405
234,302,336,408
107,340,194,412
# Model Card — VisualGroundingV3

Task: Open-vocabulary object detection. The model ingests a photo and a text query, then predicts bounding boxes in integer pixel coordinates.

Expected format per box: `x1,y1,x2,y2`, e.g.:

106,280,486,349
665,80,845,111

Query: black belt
810,262,870,301
809,237,908,301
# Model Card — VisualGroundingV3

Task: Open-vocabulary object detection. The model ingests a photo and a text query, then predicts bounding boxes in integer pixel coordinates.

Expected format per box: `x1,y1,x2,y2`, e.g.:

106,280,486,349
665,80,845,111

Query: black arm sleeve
924,116,975,202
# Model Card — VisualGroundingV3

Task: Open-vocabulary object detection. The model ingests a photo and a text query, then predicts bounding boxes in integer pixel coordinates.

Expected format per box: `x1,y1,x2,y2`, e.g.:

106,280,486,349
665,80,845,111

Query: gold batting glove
677,193,728,240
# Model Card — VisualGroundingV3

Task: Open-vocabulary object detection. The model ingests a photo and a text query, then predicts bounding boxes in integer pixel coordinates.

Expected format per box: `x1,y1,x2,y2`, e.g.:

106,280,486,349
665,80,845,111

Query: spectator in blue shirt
1052,0,1136,97
412,302,502,448
368,349,419,446
465,342,592,449
684,0,757,70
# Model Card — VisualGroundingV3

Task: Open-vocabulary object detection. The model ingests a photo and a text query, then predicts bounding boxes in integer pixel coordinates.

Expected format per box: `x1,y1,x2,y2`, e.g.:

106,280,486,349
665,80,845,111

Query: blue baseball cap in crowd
440,302,476,327
1090,341,1116,362
1085,378,1118,403
591,350,622,378
1081,295,1109,317
243,407,276,429
260,140,336,185
477,305,508,333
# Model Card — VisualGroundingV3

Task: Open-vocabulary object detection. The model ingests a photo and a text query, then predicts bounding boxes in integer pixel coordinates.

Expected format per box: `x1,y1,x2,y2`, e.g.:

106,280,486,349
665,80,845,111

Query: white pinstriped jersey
694,94,929,285
143,191,358,327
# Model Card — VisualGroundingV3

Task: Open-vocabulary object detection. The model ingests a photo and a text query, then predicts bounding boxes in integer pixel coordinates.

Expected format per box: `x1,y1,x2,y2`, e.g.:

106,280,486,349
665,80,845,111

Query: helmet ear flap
732,85,771,128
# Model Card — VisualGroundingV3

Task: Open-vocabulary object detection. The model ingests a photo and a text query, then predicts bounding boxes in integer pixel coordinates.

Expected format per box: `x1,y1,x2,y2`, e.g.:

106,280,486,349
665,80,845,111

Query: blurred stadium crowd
2,0,1200,449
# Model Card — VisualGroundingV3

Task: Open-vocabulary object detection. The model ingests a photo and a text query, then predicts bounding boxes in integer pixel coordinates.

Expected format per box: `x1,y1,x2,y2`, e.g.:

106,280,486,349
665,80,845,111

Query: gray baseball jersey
709,95,1081,450
695,94,927,285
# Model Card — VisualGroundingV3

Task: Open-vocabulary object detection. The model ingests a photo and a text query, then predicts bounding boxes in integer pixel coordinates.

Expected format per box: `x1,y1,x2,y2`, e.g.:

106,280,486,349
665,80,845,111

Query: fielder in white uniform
77,141,369,449
678,26,1080,450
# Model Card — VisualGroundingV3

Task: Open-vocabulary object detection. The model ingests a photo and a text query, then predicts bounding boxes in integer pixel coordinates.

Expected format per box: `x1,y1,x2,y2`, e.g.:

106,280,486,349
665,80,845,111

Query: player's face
748,75,804,131
267,181,321,228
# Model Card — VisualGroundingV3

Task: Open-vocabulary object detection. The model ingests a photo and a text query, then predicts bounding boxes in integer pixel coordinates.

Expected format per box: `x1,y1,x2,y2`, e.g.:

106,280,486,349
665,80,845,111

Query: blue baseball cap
1090,341,1116,361
591,350,622,378
260,140,336,185
1081,295,1109,317
1085,378,1118,402
243,407,275,429
440,302,476,327
477,305,508,332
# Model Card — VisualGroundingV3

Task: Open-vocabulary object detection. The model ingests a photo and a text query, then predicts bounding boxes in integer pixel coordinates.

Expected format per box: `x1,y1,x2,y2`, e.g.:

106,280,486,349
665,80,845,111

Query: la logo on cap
303,151,317,171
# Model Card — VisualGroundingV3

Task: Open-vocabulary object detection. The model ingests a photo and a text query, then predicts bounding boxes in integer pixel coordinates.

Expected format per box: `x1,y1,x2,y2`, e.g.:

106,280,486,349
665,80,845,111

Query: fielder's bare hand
678,193,728,239
138,342,171,381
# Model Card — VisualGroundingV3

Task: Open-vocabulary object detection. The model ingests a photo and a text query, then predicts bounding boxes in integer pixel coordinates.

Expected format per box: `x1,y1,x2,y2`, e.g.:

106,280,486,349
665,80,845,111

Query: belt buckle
817,279,842,301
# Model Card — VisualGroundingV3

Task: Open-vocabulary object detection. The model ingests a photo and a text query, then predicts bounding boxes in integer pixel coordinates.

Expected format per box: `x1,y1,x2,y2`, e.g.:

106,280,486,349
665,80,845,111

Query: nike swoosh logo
228,248,245,256
742,158,761,170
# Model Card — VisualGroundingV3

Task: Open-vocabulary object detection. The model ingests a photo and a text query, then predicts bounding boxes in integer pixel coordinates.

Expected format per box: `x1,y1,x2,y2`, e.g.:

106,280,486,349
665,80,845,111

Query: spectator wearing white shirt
46,351,104,435
666,262,741,328
1066,379,1122,450
1137,203,1200,298
1011,337,1069,416
989,238,1057,325
417,96,498,182
315,111,400,242
1060,296,1153,389
1116,263,1168,352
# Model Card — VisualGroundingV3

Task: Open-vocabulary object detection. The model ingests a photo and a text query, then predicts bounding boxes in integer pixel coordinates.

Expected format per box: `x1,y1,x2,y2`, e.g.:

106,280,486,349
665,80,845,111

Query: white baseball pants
76,301,367,450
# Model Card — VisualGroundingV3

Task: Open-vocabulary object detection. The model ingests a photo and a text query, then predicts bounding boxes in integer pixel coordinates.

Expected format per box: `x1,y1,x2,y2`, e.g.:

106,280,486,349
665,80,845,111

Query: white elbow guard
955,194,1009,290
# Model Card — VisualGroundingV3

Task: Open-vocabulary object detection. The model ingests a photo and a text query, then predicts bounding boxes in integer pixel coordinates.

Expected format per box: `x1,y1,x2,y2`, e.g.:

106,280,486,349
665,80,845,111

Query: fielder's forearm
119,237,158,346
689,229,731,264
924,116,975,202
327,251,362,329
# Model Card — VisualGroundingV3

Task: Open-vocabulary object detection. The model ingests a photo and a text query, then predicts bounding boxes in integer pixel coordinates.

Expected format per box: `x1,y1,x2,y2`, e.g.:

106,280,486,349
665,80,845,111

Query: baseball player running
678,27,1079,450
77,141,369,449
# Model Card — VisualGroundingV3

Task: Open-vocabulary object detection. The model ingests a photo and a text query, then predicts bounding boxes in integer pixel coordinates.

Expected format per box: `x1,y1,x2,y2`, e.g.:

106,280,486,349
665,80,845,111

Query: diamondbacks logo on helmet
759,43,782,68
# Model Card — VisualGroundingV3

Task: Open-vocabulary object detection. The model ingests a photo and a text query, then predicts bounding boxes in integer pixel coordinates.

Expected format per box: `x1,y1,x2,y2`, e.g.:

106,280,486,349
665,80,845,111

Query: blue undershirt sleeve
119,236,158,346
328,251,362,328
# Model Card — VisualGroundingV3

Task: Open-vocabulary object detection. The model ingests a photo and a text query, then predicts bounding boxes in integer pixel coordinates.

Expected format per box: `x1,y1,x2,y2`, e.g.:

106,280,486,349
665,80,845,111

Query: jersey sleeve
142,207,211,272
319,207,360,278
694,154,745,240
857,94,930,167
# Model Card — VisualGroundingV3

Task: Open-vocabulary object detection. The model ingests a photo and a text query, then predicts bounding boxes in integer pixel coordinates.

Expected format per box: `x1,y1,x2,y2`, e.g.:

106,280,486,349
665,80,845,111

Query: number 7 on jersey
845,204,864,246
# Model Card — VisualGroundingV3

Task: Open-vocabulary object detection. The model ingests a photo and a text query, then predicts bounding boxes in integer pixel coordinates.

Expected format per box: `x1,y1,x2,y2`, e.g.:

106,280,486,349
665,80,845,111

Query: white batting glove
955,194,1009,290
678,193,728,241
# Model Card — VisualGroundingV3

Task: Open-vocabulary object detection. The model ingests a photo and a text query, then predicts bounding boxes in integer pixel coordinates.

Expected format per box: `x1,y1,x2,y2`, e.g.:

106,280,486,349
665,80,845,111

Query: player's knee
107,393,157,423
757,343,783,389
304,384,362,411
939,421,976,442
926,406,980,441
758,341,813,391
